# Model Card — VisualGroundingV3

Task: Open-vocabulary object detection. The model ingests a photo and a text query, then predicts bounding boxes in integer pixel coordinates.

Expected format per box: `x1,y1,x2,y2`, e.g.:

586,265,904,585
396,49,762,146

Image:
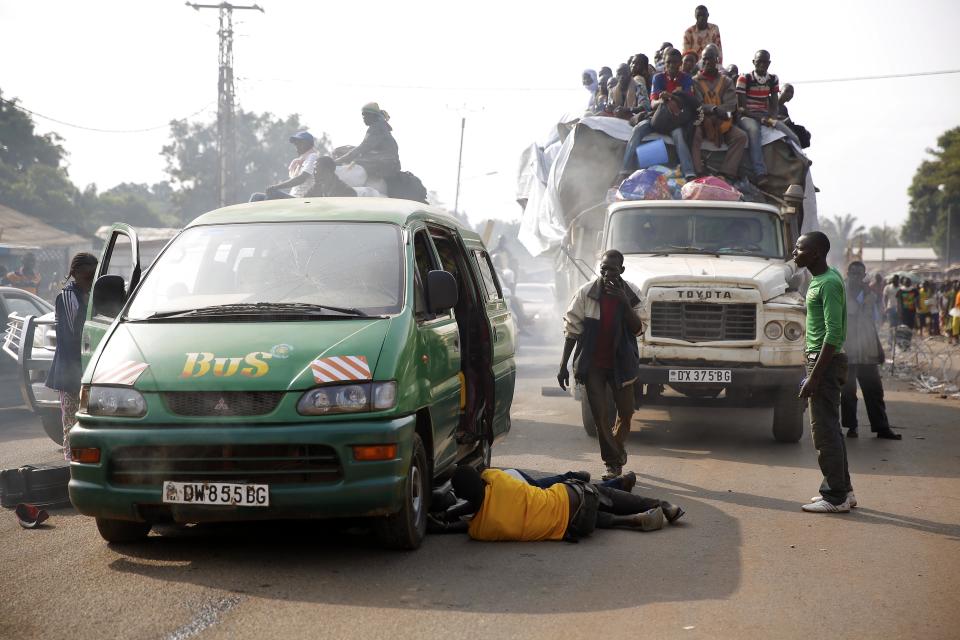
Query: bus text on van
180,352,272,378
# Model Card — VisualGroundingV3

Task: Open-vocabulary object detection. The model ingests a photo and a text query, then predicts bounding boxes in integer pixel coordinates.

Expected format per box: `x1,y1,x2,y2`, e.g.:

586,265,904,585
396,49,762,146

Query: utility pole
454,117,465,214
880,220,886,271
187,1,264,207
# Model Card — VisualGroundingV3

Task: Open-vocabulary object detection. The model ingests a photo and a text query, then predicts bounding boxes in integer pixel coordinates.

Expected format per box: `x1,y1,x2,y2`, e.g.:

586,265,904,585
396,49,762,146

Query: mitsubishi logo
213,397,230,413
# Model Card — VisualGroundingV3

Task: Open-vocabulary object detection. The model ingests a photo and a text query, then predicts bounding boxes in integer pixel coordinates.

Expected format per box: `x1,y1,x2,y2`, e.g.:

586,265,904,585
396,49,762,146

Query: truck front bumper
636,363,804,387
67,414,416,524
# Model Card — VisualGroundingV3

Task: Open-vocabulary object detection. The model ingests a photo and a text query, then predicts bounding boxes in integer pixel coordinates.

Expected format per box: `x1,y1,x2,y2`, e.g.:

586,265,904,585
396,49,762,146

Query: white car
1,286,60,441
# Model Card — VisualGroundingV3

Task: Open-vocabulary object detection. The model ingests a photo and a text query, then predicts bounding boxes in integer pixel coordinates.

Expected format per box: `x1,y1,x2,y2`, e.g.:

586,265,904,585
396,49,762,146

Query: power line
0,96,215,134
238,68,960,92
792,68,960,85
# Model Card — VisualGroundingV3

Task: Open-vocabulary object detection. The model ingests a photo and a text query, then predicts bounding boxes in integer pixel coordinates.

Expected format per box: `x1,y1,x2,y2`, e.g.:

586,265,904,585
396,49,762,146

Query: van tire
772,388,805,443
96,517,151,543
40,410,64,445
376,434,429,550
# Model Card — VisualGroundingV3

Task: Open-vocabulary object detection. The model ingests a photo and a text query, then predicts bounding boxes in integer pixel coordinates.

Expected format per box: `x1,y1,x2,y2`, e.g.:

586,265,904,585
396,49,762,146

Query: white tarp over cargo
517,115,817,256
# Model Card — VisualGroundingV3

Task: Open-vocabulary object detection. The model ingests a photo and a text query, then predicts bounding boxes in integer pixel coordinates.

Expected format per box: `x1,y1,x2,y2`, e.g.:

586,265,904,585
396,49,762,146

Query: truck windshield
607,208,784,259
126,222,403,319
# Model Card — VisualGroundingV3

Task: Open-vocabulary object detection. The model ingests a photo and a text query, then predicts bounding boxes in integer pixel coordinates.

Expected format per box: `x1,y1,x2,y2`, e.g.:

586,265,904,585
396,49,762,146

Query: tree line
0,88,330,235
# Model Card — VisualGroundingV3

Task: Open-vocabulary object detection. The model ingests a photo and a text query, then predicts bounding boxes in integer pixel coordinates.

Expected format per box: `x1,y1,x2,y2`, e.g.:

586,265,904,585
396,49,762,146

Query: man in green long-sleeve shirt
793,231,855,513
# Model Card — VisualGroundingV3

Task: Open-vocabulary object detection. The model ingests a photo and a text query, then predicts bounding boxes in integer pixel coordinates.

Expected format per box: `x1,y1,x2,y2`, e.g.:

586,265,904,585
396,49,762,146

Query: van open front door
82,224,141,372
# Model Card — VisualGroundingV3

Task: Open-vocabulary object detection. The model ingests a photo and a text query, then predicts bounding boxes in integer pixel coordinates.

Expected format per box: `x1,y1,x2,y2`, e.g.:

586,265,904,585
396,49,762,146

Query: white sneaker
802,497,851,513
809,492,857,507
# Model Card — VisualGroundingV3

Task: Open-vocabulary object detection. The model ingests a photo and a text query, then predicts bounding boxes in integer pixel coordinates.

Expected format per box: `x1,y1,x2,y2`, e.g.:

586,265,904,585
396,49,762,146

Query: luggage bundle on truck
517,114,819,442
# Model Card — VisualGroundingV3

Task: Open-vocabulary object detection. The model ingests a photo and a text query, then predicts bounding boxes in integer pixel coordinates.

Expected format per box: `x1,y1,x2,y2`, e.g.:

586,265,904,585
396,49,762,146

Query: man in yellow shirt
443,466,684,542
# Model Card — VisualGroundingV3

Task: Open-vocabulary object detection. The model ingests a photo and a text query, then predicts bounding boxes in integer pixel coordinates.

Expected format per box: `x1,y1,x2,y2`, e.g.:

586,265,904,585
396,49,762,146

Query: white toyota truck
558,186,809,442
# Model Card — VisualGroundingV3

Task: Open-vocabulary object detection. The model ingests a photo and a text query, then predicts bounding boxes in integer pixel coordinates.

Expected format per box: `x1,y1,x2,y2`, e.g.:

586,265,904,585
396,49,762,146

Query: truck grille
108,444,342,486
162,391,284,417
650,302,756,342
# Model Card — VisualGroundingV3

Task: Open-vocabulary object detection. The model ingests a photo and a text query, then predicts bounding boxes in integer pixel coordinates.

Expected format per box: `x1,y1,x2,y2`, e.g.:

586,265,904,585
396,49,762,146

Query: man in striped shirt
735,50,801,185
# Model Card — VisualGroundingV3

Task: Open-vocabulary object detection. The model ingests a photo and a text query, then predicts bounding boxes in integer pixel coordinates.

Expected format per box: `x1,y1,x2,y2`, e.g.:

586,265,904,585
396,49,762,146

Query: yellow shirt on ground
467,469,570,541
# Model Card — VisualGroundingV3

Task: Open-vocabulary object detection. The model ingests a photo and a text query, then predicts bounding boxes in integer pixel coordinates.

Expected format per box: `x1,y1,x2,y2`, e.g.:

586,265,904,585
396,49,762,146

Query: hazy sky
2,0,959,235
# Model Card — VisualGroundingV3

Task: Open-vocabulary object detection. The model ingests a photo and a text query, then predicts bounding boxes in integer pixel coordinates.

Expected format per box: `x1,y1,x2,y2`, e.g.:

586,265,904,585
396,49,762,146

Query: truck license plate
668,369,732,383
162,481,269,507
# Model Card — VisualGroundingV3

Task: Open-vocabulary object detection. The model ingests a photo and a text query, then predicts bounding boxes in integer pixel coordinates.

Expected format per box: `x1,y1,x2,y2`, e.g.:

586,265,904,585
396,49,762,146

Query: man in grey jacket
840,261,901,440
558,250,644,479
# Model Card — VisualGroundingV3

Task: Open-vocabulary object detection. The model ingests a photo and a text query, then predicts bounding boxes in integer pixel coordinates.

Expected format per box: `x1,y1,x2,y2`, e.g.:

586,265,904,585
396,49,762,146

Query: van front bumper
67,415,416,524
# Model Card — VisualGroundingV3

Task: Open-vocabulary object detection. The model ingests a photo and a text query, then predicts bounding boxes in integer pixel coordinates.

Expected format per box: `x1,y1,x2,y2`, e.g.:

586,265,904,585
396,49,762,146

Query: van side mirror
92,274,127,318
426,270,458,313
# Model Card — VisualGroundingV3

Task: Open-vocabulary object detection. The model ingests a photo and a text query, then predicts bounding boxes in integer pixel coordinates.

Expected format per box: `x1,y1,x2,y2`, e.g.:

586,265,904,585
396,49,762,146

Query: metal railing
2,313,59,411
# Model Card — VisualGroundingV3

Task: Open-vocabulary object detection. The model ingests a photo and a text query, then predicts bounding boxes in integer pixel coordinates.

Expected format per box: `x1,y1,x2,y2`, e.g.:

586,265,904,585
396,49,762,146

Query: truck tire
580,390,614,439
772,388,805,443
40,410,64,445
96,517,151,543
376,434,429,550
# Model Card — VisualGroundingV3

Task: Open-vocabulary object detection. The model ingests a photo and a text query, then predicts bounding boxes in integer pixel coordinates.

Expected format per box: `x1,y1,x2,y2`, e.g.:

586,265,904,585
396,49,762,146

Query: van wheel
772,387,805,443
377,434,429,550
40,410,64,445
96,517,151,543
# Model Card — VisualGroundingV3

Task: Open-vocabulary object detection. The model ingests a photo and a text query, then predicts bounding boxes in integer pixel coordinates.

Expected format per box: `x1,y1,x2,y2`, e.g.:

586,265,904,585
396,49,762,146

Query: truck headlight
784,321,804,341
764,321,783,340
297,381,398,415
83,385,147,417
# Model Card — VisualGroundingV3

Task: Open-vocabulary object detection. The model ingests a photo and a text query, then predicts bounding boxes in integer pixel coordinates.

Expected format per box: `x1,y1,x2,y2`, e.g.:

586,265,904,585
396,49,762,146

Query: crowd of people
579,5,810,186
880,274,960,342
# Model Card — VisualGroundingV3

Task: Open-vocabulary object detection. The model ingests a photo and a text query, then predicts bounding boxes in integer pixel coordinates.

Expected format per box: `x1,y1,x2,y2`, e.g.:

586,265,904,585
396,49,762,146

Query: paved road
1,340,959,640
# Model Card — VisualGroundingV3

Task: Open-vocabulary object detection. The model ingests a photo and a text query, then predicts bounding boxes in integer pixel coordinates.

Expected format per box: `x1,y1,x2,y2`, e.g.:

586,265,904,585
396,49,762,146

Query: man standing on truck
558,250,644,480
682,5,722,64
794,232,856,513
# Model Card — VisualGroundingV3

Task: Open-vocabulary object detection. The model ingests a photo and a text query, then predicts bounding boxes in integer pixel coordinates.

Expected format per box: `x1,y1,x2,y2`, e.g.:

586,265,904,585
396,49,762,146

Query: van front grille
650,302,756,342
162,391,284,417
108,444,342,486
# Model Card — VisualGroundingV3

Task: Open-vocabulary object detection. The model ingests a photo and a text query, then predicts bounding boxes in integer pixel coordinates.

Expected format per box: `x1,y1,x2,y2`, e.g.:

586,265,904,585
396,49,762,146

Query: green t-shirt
805,267,846,353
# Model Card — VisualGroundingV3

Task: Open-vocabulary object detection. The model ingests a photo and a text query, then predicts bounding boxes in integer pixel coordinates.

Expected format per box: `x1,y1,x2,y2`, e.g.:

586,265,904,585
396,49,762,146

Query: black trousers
840,363,891,432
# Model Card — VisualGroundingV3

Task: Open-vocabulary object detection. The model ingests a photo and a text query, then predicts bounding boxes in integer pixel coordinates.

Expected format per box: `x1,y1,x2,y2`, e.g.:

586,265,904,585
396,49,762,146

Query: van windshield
607,208,784,259
126,222,403,319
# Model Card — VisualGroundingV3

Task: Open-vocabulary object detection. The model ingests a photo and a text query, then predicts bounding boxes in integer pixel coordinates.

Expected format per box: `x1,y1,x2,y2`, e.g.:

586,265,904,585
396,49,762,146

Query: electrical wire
238,68,960,92
0,97,216,134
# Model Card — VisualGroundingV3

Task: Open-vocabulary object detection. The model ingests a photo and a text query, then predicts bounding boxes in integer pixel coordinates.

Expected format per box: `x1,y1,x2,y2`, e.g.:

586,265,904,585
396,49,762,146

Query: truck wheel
96,517,151,544
580,390,614,439
40,410,64,445
376,434,429,550
772,388,805,443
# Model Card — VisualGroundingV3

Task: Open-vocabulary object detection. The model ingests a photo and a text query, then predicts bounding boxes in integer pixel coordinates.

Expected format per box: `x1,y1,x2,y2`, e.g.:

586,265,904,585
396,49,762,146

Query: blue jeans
620,119,696,178
736,116,802,177
515,469,624,491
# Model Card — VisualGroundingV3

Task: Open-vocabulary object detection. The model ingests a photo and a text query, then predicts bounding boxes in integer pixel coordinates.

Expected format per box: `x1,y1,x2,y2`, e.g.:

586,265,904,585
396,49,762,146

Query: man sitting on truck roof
618,48,698,180
250,131,319,201
691,44,747,181
735,50,802,186
609,63,640,120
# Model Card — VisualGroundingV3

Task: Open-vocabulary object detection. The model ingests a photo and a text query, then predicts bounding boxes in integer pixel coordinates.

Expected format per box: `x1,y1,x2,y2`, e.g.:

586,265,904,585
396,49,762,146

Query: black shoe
661,501,685,524
617,471,637,493
876,429,902,440
569,470,591,483
847,428,859,438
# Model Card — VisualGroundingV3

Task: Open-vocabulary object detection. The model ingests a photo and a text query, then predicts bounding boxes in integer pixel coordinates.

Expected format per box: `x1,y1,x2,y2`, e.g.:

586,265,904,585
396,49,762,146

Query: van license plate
668,369,732,383
162,481,269,507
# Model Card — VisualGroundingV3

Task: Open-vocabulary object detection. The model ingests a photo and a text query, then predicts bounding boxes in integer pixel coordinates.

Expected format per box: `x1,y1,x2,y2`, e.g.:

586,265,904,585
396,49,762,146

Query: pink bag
680,176,741,201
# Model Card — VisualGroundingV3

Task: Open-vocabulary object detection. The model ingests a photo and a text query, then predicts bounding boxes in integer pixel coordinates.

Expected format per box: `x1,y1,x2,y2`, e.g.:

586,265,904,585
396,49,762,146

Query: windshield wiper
134,302,371,321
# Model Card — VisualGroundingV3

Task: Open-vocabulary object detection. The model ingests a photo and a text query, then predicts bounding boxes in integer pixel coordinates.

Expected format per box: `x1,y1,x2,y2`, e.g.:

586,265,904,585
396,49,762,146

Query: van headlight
82,385,147,417
297,381,398,415
784,321,804,341
763,321,783,340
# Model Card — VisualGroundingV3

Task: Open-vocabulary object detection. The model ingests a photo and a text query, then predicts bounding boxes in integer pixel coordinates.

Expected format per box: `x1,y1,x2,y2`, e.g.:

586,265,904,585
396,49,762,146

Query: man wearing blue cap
254,131,319,200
